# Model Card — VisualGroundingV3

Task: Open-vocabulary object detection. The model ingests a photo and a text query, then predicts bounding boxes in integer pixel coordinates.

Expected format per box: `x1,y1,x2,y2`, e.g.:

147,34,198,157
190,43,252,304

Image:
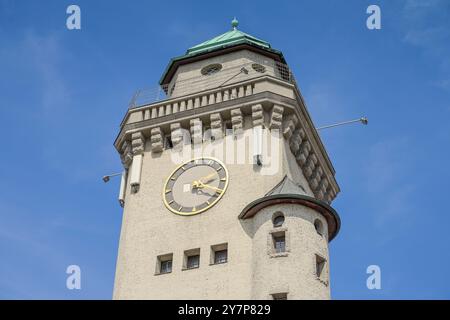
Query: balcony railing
128,57,296,109
122,74,300,127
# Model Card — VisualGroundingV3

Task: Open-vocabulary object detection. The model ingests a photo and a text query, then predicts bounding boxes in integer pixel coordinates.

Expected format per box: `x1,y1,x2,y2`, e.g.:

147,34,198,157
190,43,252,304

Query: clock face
163,157,229,216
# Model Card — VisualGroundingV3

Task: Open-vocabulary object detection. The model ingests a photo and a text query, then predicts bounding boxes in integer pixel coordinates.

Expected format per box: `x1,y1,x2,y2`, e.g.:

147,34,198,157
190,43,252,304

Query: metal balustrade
128,57,295,109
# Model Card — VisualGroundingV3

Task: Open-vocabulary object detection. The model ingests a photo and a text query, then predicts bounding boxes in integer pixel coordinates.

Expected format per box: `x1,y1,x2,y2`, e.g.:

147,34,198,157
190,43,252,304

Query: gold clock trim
162,157,229,216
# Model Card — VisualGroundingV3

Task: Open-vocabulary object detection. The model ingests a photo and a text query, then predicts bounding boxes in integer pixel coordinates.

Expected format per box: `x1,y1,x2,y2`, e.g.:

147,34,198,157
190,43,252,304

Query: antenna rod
316,117,368,131
218,67,249,87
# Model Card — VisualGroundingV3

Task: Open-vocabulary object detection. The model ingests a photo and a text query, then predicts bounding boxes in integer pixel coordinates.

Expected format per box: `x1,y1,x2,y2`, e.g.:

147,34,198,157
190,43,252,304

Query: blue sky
0,0,449,299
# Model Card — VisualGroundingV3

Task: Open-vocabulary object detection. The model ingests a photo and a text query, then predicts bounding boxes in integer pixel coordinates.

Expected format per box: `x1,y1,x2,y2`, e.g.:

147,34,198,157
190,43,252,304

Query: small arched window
252,63,266,73
314,219,324,236
201,63,222,76
273,212,285,228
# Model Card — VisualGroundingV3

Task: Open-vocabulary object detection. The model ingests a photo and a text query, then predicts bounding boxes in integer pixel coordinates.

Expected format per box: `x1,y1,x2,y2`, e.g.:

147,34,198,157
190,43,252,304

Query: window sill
182,266,200,271
269,227,288,234
209,261,228,266
154,271,172,276
269,252,289,258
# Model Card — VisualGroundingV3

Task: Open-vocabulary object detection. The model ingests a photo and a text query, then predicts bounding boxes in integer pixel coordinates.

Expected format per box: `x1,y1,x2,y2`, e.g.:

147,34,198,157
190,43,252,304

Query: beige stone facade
113,41,340,300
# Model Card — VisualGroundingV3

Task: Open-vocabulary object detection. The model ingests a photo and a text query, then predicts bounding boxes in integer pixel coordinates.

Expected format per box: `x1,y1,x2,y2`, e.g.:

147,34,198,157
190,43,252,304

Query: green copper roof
187,18,271,55
159,18,284,85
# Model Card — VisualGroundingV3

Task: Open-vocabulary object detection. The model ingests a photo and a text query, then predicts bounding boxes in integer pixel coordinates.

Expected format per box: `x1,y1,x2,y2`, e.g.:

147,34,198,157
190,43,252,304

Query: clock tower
112,19,341,300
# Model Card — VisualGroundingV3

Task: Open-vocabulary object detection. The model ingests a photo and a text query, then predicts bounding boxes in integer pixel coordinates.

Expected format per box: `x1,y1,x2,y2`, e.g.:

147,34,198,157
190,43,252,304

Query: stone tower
113,19,340,300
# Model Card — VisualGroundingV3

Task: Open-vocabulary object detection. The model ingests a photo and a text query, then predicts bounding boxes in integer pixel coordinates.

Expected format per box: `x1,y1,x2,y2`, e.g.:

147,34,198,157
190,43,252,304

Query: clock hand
197,182,223,193
198,172,217,184
191,173,217,189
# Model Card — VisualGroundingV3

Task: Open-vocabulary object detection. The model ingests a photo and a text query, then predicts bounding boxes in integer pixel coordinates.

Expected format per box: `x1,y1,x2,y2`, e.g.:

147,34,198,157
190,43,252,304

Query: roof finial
231,17,239,30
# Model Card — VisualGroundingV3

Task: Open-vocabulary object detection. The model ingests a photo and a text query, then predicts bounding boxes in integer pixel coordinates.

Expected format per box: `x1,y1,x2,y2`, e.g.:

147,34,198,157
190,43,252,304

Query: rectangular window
183,248,200,270
272,293,288,300
211,243,228,265
268,229,288,257
160,260,172,274
156,253,173,275
187,255,200,269
273,235,286,253
214,250,227,264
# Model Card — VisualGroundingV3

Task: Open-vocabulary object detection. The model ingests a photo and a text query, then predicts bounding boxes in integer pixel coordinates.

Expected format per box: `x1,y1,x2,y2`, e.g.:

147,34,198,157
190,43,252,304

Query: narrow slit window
273,234,286,253
314,219,324,236
316,255,326,278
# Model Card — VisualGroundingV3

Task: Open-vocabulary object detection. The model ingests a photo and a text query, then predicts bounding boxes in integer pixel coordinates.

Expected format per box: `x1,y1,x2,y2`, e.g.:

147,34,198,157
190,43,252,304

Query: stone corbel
269,105,283,131
171,123,183,151
309,166,323,191
296,140,311,166
131,132,145,155
282,114,298,140
303,153,318,178
190,118,203,145
315,177,329,201
324,185,336,204
251,104,264,127
289,128,304,156
331,187,337,201
231,108,243,136
150,127,164,153
210,113,223,140
120,141,133,169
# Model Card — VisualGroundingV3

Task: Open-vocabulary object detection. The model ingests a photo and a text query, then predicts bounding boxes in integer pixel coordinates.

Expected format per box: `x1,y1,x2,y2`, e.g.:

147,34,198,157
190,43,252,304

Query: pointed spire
265,175,307,197
231,17,239,30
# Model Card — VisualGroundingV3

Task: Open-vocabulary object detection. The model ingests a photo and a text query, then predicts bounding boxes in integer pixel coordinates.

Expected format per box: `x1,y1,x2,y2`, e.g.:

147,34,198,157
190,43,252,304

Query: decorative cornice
114,79,340,203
